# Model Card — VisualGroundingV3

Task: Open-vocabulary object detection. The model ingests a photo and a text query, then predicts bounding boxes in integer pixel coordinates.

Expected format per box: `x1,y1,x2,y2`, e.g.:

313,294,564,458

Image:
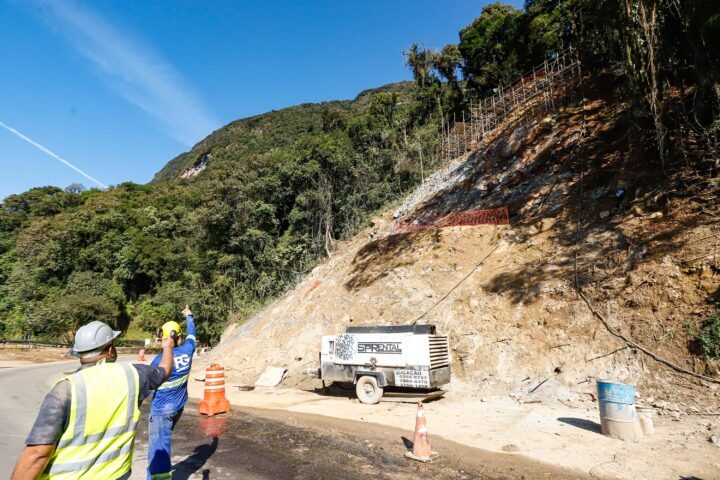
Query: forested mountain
1,0,718,345
0,81,440,342
152,83,418,182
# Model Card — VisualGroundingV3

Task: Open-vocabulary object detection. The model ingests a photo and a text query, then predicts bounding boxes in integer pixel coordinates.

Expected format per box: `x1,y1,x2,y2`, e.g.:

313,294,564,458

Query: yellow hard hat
161,321,181,338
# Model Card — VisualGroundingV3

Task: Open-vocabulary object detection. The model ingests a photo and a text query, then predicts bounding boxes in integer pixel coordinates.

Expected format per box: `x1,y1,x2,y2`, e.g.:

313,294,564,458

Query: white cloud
34,0,219,146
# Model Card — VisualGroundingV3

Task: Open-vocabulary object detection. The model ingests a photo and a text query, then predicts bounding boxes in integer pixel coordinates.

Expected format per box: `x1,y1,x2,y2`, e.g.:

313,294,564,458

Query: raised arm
186,315,196,343
182,304,197,349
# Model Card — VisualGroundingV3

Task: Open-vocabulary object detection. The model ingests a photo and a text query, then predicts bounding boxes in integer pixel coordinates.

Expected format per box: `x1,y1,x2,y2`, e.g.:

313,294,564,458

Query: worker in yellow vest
11,320,175,480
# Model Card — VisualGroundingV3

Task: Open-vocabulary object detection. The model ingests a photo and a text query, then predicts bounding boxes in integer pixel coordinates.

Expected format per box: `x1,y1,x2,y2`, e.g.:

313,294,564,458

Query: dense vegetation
0,83,442,343
406,0,719,164
1,1,718,345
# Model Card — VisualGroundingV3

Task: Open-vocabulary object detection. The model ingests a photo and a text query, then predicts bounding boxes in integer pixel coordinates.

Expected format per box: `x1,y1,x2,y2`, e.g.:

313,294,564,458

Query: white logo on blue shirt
174,354,191,372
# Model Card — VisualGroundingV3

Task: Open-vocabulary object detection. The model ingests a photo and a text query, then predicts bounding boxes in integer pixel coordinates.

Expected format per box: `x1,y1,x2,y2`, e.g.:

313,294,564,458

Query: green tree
403,43,437,89
459,3,524,94
433,44,462,84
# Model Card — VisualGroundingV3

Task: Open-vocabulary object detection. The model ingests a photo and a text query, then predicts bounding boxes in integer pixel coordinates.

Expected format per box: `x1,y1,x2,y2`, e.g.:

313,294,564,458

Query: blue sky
0,0,521,200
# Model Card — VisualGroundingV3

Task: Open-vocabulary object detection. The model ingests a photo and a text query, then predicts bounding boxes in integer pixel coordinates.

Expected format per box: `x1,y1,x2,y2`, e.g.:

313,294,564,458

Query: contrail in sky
31,0,219,146
0,121,108,189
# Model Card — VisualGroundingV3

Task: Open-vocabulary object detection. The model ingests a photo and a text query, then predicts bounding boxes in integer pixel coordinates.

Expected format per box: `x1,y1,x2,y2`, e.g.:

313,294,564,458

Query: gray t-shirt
26,362,165,446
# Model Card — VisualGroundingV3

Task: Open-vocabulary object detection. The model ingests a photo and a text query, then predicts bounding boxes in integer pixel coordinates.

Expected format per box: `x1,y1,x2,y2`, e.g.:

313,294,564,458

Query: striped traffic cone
404,402,438,462
199,363,231,417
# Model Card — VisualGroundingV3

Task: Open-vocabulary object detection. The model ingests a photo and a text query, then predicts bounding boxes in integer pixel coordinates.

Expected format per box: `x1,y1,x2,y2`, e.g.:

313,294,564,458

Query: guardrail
0,339,71,348
1,339,210,353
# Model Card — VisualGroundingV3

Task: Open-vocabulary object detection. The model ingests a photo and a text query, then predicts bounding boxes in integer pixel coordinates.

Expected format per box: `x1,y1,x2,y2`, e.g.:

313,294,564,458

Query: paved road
1,360,588,479
0,359,78,478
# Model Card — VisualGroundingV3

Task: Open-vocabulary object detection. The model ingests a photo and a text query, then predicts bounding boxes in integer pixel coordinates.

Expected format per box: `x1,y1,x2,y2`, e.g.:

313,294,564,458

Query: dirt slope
206,84,719,410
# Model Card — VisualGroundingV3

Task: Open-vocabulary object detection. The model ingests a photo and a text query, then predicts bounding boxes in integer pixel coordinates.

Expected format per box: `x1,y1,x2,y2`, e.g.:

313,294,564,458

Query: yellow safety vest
40,360,141,480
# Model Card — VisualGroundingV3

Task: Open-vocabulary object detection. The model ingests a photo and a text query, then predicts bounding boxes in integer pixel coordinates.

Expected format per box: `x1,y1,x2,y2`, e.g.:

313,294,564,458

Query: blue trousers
147,408,184,480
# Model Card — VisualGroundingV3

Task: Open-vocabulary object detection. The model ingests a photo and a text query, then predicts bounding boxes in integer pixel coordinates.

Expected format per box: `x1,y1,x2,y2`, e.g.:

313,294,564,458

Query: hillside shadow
411,93,605,223
403,81,716,314
344,228,444,291
354,86,718,320
487,174,716,306
393,97,618,303
479,94,718,305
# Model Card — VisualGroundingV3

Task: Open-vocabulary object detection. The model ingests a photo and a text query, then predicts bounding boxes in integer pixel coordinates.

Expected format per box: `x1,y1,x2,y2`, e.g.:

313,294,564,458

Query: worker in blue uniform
147,305,197,480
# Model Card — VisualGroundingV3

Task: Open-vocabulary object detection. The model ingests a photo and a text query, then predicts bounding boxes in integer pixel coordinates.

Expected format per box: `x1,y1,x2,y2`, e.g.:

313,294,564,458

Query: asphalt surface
0,359,78,478
1,360,588,480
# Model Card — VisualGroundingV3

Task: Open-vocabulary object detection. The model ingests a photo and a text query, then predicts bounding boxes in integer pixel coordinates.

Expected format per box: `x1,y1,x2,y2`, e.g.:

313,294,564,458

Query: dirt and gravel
199,84,719,478
186,374,720,479
130,401,593,480
0,345,71,367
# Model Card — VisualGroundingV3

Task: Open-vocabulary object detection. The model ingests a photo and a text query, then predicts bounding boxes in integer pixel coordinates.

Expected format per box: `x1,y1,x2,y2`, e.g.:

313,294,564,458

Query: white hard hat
72,321,121,358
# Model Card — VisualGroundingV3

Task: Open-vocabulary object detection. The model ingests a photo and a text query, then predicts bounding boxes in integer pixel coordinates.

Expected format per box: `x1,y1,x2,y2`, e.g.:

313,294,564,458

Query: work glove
182,304,192,317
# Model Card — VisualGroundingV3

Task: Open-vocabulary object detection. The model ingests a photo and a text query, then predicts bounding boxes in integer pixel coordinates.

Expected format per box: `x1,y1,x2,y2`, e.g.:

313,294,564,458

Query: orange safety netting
394,207,509,233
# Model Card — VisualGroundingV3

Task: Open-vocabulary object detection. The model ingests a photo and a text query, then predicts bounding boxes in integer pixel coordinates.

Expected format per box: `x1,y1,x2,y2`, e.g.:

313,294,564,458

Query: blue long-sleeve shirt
150,314,196,415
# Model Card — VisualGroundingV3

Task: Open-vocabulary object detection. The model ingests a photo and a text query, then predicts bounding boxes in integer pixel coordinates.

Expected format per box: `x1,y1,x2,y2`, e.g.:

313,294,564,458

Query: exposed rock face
180,153,211,179
501,122,531,158
207,93,719,413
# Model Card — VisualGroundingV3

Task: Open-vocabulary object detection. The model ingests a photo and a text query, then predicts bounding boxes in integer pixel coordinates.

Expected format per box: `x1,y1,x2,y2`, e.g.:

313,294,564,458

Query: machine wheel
356,376,383,404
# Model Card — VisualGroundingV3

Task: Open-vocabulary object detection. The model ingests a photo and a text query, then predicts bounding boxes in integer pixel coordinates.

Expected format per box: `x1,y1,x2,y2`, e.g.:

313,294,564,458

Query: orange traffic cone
137,348,146,362
404,402,438,462
199,363,231,417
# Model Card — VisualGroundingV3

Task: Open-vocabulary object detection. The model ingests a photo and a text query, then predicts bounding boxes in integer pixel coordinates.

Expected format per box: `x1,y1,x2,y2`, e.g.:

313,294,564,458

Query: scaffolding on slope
440,48,580,160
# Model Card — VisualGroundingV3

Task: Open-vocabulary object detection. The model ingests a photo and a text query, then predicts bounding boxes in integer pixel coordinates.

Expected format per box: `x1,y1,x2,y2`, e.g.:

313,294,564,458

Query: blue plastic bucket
597,379,636,404
596,380,641,442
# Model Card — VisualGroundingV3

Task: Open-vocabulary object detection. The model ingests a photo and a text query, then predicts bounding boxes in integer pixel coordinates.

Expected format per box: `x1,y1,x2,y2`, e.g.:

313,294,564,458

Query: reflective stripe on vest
40,361,140,480
150,472,173,479
157,372,189,391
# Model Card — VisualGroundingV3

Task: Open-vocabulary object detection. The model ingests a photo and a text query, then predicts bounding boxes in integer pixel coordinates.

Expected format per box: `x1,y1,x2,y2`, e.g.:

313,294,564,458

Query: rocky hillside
206,81,720,408
152,82,416,182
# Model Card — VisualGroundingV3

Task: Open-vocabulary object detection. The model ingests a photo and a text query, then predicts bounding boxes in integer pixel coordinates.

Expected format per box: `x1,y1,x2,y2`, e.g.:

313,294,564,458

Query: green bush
697,310,720,359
